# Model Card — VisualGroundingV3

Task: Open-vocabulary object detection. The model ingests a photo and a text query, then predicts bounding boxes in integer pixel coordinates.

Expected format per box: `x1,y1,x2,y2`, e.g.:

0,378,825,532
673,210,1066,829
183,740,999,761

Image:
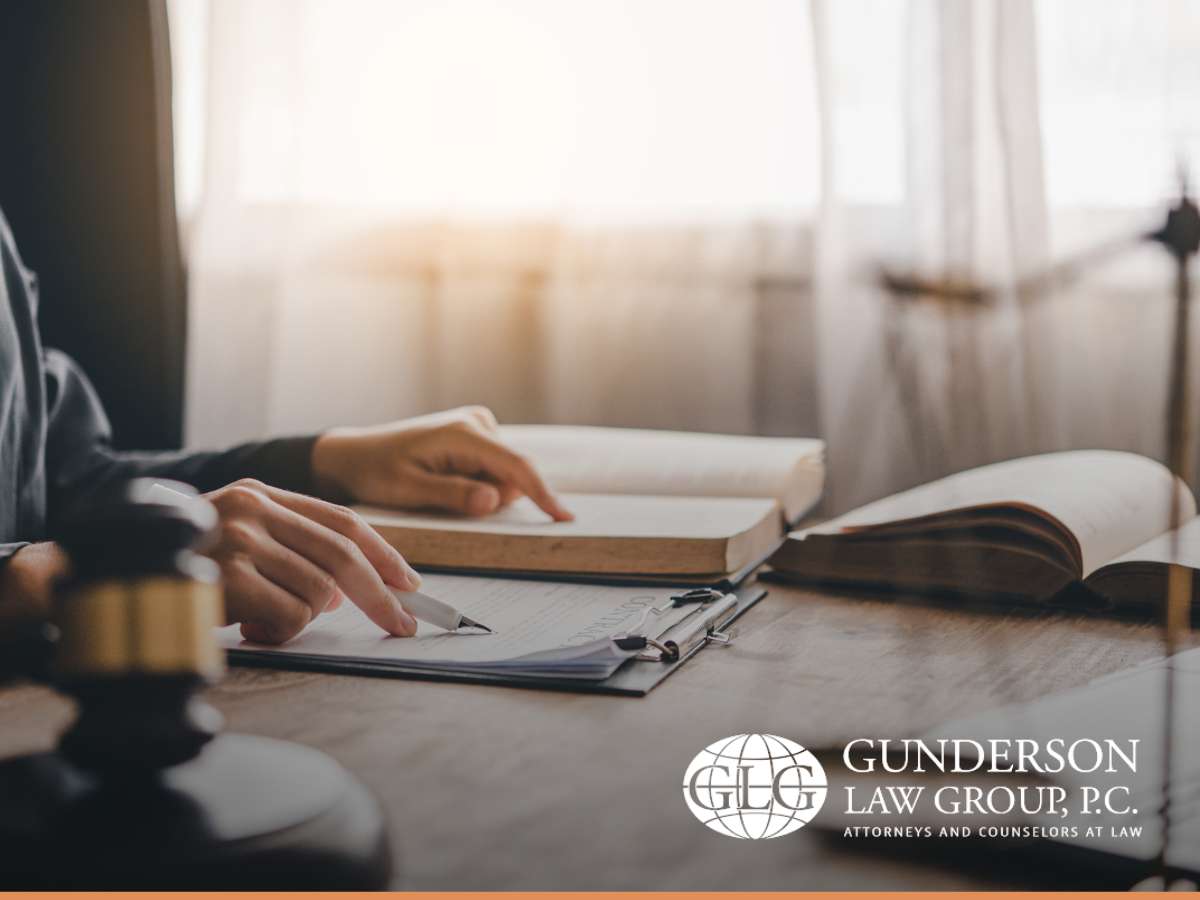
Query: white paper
499,424,824,521
215,573,701,665
500,424,822,499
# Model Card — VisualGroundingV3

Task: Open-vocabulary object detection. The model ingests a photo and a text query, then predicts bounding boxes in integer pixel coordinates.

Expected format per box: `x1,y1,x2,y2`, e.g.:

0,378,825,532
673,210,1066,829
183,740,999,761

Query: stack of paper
216,573,701,682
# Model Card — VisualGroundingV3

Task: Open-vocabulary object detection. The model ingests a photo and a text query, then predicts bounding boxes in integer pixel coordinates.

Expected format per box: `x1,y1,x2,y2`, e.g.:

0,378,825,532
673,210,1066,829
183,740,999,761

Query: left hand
310,406,573,521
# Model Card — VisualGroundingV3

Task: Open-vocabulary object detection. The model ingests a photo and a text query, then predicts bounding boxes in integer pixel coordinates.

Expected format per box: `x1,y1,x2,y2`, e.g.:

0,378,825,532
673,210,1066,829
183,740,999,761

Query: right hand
205,479,421,644
0,542,69,631
311,405,573,521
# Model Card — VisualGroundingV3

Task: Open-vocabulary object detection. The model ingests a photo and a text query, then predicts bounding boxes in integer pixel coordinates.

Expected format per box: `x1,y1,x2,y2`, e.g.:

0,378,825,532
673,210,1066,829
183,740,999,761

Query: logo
682,733,827,839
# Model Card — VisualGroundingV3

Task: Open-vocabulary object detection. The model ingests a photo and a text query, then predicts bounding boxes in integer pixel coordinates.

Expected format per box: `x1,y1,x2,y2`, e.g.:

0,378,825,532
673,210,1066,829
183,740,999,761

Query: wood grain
0,582,1189,890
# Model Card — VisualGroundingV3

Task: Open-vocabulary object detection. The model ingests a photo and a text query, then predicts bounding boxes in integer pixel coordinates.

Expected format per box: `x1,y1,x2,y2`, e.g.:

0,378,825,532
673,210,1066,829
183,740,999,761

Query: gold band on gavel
54,578,225,679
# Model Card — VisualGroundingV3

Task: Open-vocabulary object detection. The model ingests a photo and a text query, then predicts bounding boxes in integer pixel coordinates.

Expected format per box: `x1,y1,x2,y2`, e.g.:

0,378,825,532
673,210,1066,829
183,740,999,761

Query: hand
310,406,573,521
205,479,422,644
0,542,69,629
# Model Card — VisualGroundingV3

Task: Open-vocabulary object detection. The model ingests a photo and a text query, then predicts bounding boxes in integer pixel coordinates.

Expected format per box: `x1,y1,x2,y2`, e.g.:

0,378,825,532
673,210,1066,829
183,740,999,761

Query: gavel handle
0,620,57,684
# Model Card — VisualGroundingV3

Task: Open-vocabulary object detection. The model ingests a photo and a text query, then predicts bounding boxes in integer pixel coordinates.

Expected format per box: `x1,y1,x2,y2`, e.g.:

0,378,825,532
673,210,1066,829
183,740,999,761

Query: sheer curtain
179,0,822,448
810,0,1200,509
173,0,1200,513
811,0,1053,510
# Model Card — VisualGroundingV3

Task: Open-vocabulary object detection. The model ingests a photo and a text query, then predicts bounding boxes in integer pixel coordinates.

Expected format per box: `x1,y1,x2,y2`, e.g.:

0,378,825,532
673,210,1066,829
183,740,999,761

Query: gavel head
52,479,225,776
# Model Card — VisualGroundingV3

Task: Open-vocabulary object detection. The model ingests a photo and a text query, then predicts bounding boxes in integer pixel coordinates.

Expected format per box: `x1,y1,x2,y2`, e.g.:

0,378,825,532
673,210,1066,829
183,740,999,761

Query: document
216,573,703,678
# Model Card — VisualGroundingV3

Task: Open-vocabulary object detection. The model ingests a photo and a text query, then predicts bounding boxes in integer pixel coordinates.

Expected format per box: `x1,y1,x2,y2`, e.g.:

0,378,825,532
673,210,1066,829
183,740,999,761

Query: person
0,208,572,644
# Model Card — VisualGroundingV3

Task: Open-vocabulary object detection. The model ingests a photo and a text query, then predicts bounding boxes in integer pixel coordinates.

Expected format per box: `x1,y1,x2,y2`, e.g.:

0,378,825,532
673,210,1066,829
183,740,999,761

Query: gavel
0,479,391,889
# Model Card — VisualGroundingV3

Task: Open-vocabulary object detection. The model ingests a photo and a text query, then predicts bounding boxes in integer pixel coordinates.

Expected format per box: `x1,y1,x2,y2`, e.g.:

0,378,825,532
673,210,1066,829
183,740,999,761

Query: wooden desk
0,582,1187,890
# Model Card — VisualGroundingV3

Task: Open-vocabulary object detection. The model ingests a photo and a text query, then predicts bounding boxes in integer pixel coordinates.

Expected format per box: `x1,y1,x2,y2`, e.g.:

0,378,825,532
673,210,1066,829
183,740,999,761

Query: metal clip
624,590,738,663
626,587,724,637
706,628,736,646
617,633,677,662
644,636,676,661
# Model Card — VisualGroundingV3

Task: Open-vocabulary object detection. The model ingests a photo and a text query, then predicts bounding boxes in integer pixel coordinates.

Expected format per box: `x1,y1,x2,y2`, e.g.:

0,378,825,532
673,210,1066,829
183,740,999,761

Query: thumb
402,470,503,517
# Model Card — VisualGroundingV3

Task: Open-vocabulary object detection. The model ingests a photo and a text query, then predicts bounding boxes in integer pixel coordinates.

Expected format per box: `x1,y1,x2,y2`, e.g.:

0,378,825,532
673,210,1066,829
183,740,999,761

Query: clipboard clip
622,587,726,637
669,588,725,605
613,634,676,659
614,590,740,663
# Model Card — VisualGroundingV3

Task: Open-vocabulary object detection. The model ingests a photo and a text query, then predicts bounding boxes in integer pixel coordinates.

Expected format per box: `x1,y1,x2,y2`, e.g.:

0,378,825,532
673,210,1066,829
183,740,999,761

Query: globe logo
682,734,827,839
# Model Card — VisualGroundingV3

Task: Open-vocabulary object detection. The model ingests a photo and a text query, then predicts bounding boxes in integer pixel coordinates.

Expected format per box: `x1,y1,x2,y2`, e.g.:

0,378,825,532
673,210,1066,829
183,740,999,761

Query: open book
768,450,1199,616
358,426,824,578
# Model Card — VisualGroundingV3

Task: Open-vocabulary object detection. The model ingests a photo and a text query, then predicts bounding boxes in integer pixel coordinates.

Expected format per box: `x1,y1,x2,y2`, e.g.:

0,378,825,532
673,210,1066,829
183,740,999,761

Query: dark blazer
0,208,315,564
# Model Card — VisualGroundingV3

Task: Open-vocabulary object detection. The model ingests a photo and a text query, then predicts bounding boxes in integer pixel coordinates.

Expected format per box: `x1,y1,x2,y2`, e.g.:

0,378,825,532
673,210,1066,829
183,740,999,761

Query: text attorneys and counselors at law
0,207,573,644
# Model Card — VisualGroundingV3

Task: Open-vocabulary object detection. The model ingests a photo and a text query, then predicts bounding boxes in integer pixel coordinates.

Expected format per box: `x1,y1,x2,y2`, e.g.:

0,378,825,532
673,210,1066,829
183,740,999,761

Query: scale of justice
880,167,1200,891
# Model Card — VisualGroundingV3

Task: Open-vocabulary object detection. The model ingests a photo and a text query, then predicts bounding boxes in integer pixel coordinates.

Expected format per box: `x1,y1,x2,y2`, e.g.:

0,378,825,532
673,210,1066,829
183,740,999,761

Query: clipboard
227,581,766,697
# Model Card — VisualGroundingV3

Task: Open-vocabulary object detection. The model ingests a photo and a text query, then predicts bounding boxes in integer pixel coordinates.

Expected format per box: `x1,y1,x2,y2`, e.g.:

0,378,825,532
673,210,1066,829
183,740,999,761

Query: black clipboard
227,581,767,697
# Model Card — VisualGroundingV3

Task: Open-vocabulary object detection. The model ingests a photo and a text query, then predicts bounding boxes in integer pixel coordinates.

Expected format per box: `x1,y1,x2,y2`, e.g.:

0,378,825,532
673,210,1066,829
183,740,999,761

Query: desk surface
0,582,1188,890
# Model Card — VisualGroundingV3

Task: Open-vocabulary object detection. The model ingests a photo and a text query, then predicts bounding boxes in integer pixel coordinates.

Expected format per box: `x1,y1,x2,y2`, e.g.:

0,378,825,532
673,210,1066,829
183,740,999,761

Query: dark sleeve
43,349,319,527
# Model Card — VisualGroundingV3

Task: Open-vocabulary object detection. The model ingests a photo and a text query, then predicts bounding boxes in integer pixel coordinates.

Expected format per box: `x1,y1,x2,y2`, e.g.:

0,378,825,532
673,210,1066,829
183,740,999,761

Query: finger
470,471,521,508
449,430,574,521
495,482,522,507
463,404,499,433
259,500,417,636
251,483,421,591
221,518,341,617
223,558,313,645
402,470,504,516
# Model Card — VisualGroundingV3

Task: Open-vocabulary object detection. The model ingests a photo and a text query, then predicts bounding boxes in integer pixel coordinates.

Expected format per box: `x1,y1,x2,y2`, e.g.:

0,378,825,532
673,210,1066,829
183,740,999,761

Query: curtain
186,213,818,442
177,0,1200,514
810,0,1200,510
811,0,1054,510
183,0,823,452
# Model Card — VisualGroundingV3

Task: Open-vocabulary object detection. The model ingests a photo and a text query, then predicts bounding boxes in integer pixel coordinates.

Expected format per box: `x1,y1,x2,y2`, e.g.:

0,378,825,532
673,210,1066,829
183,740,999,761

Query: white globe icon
682,734,827,839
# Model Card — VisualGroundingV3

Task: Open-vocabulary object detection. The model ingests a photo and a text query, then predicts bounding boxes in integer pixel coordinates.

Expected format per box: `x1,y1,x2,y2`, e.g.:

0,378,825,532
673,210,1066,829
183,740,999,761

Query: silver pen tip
457,615,494,634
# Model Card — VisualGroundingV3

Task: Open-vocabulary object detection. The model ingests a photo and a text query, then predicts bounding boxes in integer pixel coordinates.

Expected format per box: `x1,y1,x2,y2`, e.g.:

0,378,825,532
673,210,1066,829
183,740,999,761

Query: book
357,426,824,578
767,450,1199,615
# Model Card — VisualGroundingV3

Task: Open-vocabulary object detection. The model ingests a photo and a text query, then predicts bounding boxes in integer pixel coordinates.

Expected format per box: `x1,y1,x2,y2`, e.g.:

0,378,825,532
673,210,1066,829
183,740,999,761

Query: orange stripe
0,893,1159,899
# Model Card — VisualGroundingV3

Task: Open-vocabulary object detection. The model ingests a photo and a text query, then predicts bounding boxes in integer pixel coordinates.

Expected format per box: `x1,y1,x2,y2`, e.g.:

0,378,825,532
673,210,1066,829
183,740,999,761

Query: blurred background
10,0,1200,514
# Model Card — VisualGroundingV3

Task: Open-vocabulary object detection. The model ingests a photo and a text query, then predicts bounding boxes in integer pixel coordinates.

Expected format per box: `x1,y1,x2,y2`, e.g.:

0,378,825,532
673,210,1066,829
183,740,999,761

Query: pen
389,587,494,634
150,482,495,633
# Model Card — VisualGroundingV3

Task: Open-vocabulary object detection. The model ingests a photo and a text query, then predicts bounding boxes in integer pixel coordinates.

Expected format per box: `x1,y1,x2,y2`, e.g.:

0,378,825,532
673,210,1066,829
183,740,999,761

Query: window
1037,0,1200,207
171,0,821,222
